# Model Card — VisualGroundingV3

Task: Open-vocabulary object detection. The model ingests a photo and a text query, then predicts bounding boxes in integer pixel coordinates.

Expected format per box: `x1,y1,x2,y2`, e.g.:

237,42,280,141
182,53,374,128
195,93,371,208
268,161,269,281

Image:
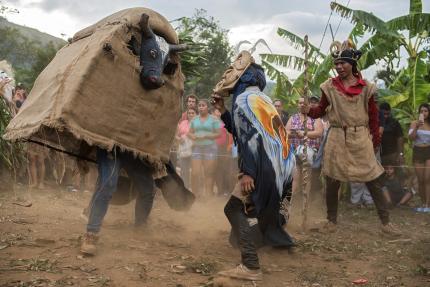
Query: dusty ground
1,183,430,287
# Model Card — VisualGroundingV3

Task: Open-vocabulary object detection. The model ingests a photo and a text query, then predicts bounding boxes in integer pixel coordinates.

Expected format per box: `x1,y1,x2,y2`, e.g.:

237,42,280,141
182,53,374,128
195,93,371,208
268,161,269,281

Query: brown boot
80,232,98,255
217,264,263,281
381,223,401,237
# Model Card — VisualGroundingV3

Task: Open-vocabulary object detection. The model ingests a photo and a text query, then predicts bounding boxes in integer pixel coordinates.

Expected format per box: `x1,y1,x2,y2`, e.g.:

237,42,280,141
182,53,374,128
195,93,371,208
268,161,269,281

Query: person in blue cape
212,51,296,281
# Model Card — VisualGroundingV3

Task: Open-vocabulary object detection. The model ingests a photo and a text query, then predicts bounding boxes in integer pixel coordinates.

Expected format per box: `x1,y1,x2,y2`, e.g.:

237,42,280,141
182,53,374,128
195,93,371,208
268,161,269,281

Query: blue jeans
87,148,155,233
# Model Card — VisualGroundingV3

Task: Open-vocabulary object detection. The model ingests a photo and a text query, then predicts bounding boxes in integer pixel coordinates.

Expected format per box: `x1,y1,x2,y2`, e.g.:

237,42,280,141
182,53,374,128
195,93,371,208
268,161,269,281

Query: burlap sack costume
3,8,184,177
320,79,384,182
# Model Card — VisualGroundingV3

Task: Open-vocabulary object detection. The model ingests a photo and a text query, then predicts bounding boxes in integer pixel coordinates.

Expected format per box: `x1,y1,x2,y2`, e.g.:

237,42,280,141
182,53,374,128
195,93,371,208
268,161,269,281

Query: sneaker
381,223,401,237
217,264,263,281
414,207,425,212
80,232,98,255
422,207,430,213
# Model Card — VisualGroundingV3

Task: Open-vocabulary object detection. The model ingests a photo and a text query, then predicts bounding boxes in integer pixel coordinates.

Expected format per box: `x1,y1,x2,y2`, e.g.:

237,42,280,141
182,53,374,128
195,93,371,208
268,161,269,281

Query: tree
0,26,36,69
176,9,233,98
260,28,334,109
330,0,430,125
0,87,24,174
18,41,60,89
0,26,62,89
0,3,61,174
374,67,400,87
0,1,24,176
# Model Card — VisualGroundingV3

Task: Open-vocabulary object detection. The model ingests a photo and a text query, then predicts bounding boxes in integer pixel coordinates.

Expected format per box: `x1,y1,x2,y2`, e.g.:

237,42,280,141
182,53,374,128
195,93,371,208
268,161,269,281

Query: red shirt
308,76,380,148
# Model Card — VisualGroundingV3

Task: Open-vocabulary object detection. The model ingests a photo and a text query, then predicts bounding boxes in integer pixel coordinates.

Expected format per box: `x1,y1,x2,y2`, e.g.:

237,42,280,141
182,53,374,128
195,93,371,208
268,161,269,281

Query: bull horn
169,44,188,53
139,13,154,39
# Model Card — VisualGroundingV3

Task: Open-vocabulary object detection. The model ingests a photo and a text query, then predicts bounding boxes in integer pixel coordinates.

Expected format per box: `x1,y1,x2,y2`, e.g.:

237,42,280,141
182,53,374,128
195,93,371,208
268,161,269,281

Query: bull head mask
137,14,187,90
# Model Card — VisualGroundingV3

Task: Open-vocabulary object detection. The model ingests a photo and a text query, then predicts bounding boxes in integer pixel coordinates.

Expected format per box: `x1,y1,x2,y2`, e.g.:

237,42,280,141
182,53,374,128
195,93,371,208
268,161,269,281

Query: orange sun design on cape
248,95,290,159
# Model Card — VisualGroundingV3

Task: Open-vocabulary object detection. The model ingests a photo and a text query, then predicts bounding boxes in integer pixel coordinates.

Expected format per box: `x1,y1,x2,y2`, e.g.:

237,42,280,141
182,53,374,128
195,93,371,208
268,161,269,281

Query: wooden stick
301,35,310,232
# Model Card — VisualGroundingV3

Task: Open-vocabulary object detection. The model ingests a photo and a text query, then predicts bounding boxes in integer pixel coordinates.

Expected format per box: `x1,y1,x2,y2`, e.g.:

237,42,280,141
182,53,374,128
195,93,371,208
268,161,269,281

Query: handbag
178,136,193,158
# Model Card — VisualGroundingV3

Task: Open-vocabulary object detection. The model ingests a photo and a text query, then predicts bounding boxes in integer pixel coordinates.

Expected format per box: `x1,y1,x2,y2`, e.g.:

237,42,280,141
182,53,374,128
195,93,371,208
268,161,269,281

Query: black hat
310,95,319,102
330,40,362,65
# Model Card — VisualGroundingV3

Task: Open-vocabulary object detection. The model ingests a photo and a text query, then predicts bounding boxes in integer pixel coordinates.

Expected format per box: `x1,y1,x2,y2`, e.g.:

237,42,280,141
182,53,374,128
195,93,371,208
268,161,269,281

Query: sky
2,0,430,80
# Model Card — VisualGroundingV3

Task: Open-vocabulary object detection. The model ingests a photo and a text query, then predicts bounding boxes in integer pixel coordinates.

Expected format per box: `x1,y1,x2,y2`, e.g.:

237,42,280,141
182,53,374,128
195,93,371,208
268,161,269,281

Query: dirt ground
1,183,430,287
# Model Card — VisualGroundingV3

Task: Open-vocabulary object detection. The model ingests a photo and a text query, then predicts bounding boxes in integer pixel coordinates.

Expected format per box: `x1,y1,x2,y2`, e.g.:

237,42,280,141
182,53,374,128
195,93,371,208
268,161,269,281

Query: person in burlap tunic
306,40,400,235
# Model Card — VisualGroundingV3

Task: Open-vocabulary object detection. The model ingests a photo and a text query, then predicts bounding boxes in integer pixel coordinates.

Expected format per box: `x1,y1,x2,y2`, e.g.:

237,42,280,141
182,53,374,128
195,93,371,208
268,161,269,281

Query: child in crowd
381,161,414,208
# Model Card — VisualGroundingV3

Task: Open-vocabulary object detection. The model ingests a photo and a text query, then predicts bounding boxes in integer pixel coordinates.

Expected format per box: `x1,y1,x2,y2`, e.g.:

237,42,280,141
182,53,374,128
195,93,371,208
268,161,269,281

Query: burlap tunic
320,79,384,182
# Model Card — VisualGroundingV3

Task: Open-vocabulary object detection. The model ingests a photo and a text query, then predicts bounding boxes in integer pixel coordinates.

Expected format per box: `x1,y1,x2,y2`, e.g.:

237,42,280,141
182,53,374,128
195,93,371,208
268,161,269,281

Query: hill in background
0,16,66,47
0,17,66,89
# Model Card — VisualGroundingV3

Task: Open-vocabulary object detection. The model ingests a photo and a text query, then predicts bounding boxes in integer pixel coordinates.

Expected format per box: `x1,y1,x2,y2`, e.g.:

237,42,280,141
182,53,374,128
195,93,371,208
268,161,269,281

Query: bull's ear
169,44,188,53
127,36,139,56
139,13,155,39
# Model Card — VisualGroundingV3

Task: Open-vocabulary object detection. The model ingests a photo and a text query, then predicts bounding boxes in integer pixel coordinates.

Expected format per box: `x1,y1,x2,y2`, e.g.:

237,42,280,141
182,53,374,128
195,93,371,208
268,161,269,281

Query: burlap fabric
320,79,384,182
3,8,184,177
213,51,254,97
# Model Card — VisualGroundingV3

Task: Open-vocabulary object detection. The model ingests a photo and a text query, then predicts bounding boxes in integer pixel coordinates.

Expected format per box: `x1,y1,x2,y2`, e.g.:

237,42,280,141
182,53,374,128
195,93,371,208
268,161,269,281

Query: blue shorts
192,144,218,160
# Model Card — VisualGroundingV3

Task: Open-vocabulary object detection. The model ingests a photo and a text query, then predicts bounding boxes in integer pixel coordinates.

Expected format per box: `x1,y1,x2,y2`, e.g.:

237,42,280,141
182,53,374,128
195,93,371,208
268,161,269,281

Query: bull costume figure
3,8,194,256
212,51,295,282
304,40,401,236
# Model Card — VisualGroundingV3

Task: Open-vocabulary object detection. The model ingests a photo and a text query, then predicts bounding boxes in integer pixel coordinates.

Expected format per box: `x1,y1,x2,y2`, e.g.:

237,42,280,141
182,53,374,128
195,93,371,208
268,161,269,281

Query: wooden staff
301,35,310,231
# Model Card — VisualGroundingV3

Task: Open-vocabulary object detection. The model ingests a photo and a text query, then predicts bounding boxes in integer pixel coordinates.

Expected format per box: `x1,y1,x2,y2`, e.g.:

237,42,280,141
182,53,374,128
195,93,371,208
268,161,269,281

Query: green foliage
358,33,401,70
330,2,399,37
261,29,331,109
176,9,233,98
0,26,62,89
277,28,324,59
374,68,400,86
20,42,59,89
388,14,430,38
0,9,62,173
410,0,423,14
0,96,24,173
331,0,430,126
264,0,430,126
261,54,316,72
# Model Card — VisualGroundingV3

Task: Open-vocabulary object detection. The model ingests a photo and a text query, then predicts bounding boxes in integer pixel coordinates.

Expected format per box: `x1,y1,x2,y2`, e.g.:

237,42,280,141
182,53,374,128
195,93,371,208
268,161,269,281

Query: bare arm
285,117,297,139
188,127,196,140
206,118,222,139
409,121,420,141
306,118,324,139
204,129,221,140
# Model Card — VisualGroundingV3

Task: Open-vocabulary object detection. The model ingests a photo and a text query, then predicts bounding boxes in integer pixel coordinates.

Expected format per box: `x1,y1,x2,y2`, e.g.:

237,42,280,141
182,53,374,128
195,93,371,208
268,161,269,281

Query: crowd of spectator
0,79,93,193
174,94,236,197
173,93,429,215
3,76,430,215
